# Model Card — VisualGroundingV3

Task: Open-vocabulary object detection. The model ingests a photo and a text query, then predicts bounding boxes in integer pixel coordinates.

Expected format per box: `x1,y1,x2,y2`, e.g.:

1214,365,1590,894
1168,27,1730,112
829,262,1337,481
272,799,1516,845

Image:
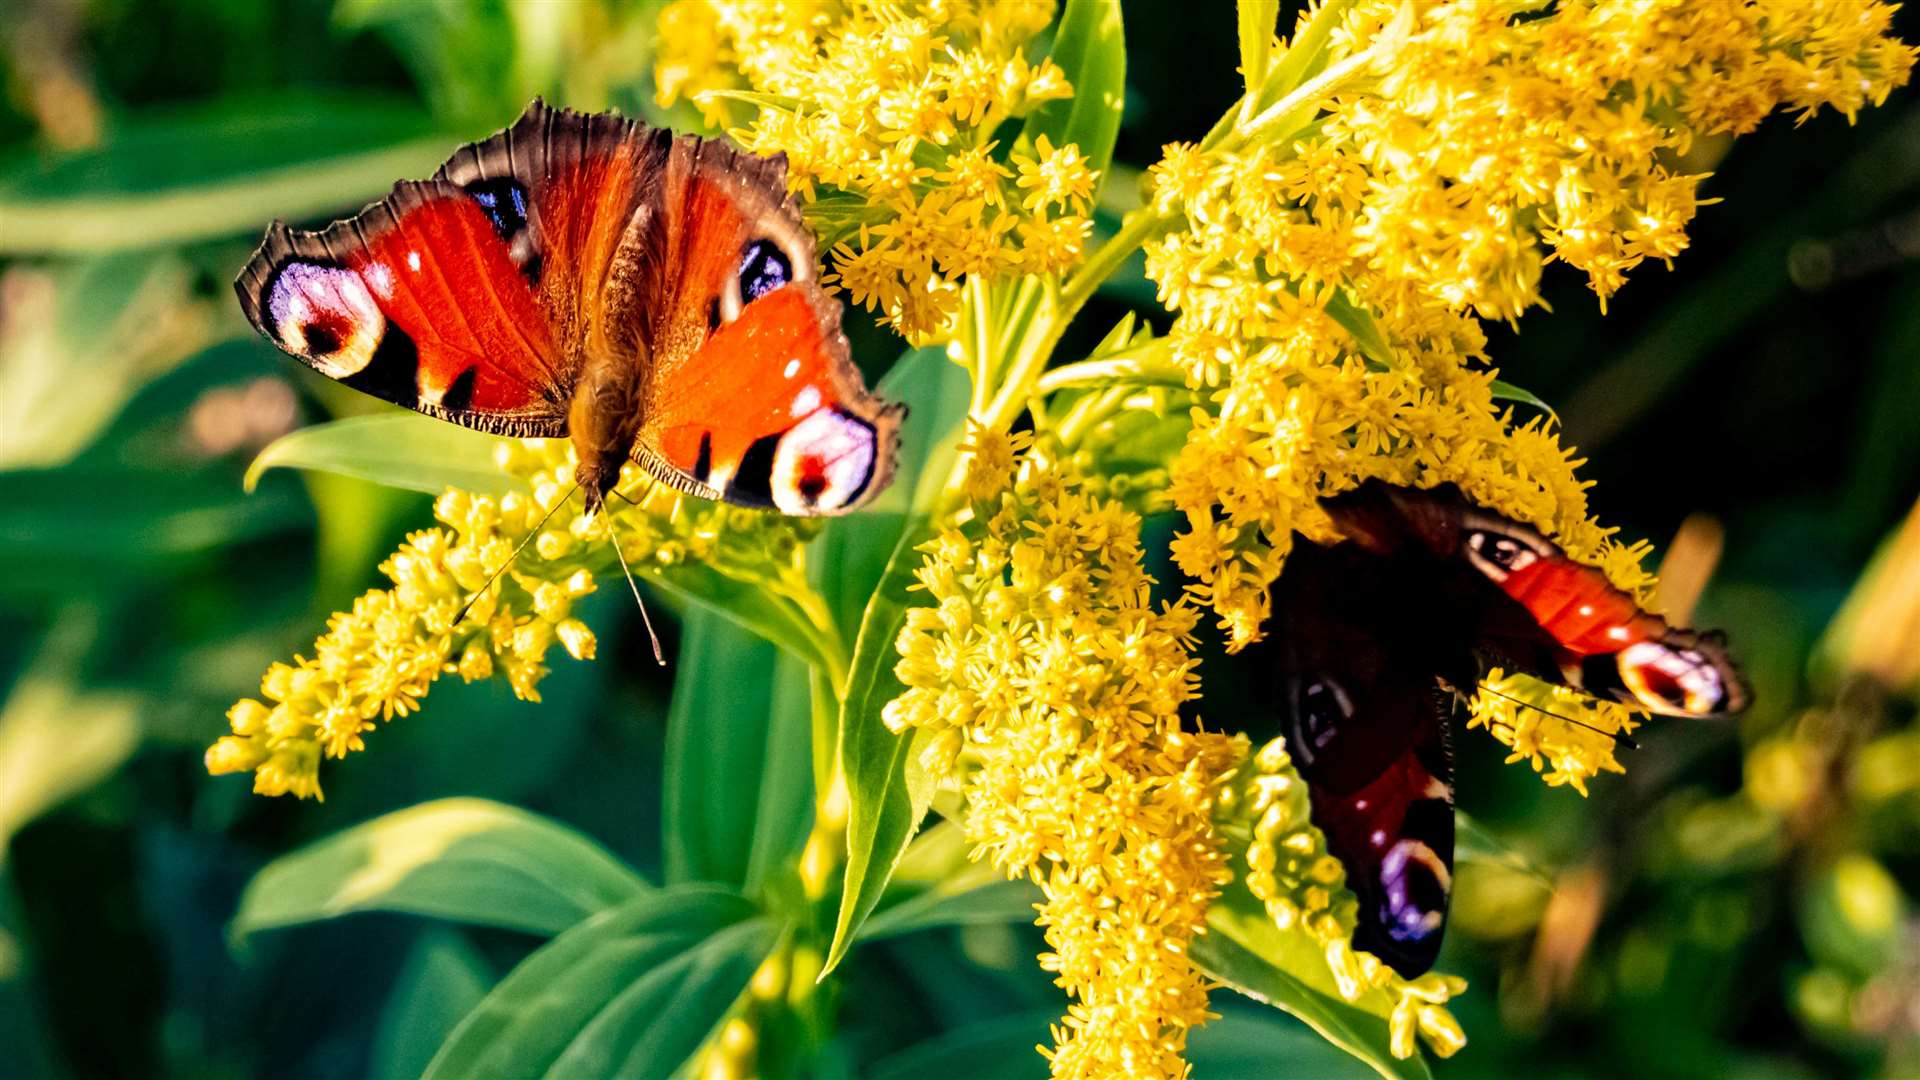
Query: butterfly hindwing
1264,541,1459,979
638,283,903,514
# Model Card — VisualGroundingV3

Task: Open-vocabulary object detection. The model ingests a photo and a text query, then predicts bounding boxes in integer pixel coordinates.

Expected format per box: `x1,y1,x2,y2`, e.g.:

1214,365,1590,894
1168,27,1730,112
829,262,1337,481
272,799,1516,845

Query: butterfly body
236,101,902,516
1258,481,1749,977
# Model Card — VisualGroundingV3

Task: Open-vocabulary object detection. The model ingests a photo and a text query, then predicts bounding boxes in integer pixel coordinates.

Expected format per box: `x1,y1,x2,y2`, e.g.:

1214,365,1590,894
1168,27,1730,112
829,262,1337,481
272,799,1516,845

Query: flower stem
1221,44,1377,154
1034,341,1184,396
1062,207,1170,315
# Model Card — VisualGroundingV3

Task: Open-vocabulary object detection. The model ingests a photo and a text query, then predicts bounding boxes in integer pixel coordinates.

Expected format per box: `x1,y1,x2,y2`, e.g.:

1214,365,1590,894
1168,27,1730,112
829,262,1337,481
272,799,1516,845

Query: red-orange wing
234,100,664,436
639,283,903,515
1321,481,1749,717
630,141,904,515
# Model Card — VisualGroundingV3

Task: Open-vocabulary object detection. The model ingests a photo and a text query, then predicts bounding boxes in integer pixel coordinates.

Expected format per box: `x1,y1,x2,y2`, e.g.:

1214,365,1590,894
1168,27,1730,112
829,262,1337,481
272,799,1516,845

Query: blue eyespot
464,179,531,244
738,239,792,303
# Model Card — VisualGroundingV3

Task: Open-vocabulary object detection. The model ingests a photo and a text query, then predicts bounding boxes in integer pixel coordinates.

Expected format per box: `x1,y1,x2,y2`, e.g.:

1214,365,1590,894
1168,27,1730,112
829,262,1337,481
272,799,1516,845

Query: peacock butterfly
234,100,903,517
1254,481,1748,977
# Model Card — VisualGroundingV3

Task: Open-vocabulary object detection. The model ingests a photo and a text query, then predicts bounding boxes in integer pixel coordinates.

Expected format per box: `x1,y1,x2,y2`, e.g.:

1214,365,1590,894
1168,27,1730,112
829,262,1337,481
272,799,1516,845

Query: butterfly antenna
1477,684,1640,750
454,484,580,627
600,494,667,667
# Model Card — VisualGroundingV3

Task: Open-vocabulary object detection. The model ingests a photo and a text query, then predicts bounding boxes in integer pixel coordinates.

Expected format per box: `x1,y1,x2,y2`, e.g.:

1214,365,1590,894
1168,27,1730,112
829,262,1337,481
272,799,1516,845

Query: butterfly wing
234,101,666,437
626,137,904,515
1261,482,1749,978
1263,541,1459,979
1320,481,1749,717
235,182,569,434
238,100,903,515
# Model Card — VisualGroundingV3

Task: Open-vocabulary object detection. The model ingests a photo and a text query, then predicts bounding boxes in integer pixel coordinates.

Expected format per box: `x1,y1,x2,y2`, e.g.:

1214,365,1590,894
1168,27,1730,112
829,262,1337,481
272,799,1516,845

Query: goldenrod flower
1014,135,1096,213
886,439,1242,1078
654,0,1090,339
207,439,813,799
1147,0,1914,662
1469,669,1643,795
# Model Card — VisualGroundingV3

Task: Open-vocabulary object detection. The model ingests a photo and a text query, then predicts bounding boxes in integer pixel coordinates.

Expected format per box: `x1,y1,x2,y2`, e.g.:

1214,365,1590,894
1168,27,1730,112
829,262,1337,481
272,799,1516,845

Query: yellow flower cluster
1215,738,1468,1060
1148,0,1912,659
885,428,1243,1079
1469,668,1645,794
654,0,1096,338
207,440,810,799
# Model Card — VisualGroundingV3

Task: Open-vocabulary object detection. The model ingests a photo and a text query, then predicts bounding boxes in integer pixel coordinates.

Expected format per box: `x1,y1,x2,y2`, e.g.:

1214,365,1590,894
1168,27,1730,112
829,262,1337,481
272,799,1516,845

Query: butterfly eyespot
764,407,878,514
738,239,792,304
266,261,385,379
1288,676,1354,768
303,321,343,355
1379,839,1451,942
1618,641,1728,716
1466,529,1539,580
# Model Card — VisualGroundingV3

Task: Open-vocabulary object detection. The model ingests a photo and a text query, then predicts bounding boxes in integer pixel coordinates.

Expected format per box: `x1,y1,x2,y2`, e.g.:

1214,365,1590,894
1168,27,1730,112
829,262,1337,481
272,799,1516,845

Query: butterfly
234,99,904,518
1252,481,1749,978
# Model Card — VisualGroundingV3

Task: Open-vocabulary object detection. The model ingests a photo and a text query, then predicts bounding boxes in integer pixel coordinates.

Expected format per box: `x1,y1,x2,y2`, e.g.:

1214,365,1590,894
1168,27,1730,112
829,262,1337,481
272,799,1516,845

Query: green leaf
0,95,453,254
647,564,843,679
1022,0,1127,187
1195,876,1432,1080
861,818,1038,941
823,519,942,976
1326,293,1398,370
231,798,651,941
664,608,813,893
423,886,780,1080
0,253,210,469
1489,379,1559,422
370,929,494,1080
814,346,975,972
858,865,1038,942
0,609,141,852
1192,1007,1382,1077
0,465,307,598
245,412,522,498
1238,0,1281,98
334,0,522,128
864,1011,1056,1080
868,1006,1375,1079
814,345,973,642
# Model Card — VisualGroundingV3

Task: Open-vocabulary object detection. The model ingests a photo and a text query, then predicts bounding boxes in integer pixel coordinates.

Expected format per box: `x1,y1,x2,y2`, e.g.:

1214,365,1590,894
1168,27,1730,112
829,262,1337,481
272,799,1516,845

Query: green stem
773,563,849,701
1034,341,1184,396
1062,207,1170,315
1227,44,1377,151
1054,385,1131,449
978,277,1065,432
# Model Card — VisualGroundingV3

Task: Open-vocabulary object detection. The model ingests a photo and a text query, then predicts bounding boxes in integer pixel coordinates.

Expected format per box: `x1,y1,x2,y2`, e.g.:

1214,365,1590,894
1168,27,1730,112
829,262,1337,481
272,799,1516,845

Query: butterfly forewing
1320,482,1748,717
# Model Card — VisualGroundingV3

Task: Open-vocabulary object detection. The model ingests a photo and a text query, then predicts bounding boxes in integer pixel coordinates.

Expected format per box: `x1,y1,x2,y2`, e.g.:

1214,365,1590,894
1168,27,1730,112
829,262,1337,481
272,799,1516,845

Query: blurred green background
1,1,1917,1077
